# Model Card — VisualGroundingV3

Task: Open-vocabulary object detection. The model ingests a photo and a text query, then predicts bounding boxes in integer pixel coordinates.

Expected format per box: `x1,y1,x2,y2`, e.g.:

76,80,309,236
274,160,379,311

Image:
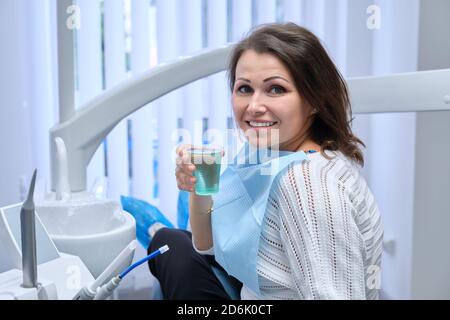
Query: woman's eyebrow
236,76,290,83
237,77,251,83
263,76,290,83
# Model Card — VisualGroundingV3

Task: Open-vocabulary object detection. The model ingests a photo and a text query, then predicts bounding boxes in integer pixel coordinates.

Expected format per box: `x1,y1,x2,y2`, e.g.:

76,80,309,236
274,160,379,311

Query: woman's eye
269,86,286,95
237,85,252,94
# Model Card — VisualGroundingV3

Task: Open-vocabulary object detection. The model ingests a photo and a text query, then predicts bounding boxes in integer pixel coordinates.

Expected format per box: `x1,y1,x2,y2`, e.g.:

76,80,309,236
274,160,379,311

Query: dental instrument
94,240,138,291
72,239,138,300
92,245,169,300
118,244,169,279
1,200,95,300
20,169,38,288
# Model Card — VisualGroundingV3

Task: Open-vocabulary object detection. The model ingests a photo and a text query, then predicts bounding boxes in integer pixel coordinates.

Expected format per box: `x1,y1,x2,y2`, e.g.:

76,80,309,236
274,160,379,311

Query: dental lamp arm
49,40,450,193
50,45,234,193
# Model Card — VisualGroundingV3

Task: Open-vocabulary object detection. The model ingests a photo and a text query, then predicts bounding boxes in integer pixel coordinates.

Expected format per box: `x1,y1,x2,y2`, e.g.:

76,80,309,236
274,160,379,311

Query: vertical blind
27,0,420,297
77,0,381,220
75,0,105,192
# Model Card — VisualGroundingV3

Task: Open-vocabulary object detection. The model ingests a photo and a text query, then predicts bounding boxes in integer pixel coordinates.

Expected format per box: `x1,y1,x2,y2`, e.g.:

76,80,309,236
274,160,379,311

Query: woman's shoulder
276,149,365,195
270,150,373,223
299,148,359,175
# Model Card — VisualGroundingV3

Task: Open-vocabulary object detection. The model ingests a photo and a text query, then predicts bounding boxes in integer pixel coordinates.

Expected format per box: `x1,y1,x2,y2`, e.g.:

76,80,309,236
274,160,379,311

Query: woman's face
232,50,315,149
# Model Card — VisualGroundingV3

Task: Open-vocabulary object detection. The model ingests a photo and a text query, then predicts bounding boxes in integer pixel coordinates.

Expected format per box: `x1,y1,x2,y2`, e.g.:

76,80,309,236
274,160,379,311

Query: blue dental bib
211,143,309,295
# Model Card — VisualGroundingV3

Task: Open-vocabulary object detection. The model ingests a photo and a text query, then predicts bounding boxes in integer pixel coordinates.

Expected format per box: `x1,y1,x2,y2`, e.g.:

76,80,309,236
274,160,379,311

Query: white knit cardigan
194,150,384,300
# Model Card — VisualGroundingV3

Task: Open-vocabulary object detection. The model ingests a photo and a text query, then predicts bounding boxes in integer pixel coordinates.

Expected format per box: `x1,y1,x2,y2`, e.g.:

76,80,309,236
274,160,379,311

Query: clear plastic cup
187,146,223,196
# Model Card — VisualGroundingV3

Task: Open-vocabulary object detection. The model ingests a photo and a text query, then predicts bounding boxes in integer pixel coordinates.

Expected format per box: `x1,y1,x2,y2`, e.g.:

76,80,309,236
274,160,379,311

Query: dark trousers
148,228,242,300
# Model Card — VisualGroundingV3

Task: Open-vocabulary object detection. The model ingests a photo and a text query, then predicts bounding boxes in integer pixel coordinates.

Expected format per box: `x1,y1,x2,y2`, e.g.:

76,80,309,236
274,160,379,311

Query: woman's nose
247,95,267,115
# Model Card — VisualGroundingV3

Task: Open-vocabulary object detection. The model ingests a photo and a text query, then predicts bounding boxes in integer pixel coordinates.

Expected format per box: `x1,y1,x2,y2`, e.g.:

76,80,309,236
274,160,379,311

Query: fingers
176,143,192,157
176,155,191,166
176,147,194,167
176,172,196,192
176,171,196,192
175,144,196,192
175,164,195,178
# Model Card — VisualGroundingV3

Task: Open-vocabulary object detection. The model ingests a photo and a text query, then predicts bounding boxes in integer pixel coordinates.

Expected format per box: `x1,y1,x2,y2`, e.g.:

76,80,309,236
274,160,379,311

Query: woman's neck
296,140,321,153
280,136,321,153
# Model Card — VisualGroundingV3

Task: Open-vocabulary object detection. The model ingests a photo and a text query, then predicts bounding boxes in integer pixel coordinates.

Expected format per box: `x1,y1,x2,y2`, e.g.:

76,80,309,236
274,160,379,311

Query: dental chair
50,28,450,299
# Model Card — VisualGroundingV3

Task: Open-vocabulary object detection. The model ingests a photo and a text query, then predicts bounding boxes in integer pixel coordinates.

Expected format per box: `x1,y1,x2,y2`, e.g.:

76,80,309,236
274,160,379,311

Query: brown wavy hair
227,22,366,167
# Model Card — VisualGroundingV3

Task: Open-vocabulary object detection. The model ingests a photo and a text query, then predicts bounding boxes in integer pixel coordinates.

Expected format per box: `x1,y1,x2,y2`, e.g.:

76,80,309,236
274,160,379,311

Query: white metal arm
49,43,450,192
347,70,450,113
50,46,232,192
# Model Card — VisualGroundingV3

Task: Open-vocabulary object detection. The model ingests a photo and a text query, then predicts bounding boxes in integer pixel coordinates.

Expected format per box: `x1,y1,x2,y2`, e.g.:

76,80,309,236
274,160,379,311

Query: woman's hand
175,144,196,193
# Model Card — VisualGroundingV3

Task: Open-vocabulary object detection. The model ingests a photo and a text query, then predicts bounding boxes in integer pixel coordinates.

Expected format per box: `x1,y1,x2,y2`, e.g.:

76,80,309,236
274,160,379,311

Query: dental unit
0,178,166,300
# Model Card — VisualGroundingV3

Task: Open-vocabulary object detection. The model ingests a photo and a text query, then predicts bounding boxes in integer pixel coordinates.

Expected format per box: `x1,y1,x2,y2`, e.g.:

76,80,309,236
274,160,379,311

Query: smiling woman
150,22,383,300
231,49,317,151
227,23,366,165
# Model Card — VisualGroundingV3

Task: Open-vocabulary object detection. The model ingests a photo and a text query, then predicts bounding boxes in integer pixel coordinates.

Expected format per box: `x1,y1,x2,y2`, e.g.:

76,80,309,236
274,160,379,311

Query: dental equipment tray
0,203,94,299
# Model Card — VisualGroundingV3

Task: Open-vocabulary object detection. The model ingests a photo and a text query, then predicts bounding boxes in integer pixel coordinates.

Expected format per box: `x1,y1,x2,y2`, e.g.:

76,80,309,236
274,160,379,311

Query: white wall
411,0,450,299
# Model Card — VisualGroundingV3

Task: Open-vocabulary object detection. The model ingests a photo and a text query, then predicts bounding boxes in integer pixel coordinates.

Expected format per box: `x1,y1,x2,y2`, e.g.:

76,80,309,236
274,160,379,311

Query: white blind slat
104,0,129,201
332,0,349,73
76,0,105,190
283,0,303,24
230,0,253,155
321,0,341,67
180,0,204,147
303,0,325,40
29,0,57,193
342,0,373,77
256,0,277,24
130,0,150,73
231,0,252,42
130,0,156,203
207,0,229,154
155,0,182,224
56,0,76,122
341,0,374,183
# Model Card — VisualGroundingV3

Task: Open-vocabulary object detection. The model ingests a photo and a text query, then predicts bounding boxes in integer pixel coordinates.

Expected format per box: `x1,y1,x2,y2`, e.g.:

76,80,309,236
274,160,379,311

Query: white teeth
249,121,276,127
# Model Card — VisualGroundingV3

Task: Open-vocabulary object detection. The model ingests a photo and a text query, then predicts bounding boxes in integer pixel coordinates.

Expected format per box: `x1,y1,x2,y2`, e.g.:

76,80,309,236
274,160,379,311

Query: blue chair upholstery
211,265,241,300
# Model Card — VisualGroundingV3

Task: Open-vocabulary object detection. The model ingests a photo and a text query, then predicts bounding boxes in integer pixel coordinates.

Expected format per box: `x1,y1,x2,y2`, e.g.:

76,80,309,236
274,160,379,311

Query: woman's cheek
233,105,246,122
232,96,242,110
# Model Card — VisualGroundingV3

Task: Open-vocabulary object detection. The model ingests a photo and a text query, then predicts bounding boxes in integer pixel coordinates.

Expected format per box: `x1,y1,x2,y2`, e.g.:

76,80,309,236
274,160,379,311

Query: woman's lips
245,121,278,129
